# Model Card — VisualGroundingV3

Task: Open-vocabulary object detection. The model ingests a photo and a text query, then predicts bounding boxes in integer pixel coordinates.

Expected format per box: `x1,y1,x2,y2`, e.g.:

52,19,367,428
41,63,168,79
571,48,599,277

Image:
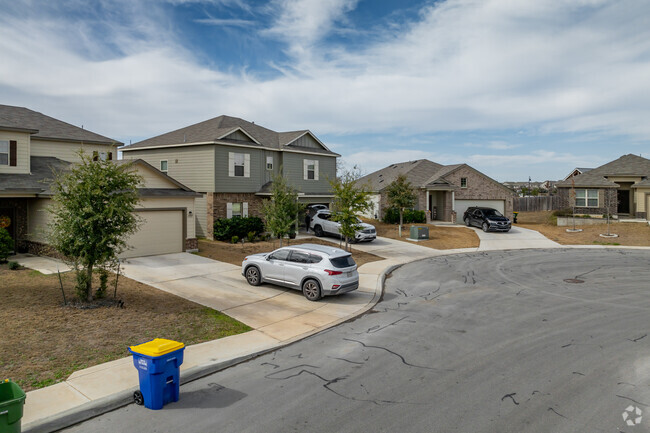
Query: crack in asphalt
364,316,415,334
343,338,452,371
260,362,280,369
327,356,366,365
501,393,519,405
628,334,647,342
547,407,568,419
616,395,650,407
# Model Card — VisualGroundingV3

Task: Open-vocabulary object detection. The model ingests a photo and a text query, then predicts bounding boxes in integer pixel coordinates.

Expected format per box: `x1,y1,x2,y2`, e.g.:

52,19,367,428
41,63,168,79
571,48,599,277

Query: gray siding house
120,115,339,239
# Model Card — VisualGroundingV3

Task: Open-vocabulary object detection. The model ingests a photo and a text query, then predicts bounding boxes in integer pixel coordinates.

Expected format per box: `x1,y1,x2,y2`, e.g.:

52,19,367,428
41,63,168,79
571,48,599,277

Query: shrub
231,235,239,244
8,261,19,270
552,208,574,217
247,231,256,243
0,227,14,262
75,270,91,300
382,208,426,224
213,217,264,241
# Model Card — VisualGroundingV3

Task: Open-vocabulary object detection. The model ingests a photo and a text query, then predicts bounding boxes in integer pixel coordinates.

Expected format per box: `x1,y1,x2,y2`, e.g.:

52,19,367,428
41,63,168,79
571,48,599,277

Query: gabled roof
121,115,339,156
0,104,121,145
556,154,650,188
114,159,197,193
356,159,444,191
0,156,70,196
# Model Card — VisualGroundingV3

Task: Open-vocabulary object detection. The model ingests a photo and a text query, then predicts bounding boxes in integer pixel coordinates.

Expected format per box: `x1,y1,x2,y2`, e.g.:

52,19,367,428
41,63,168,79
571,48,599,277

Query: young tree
49,152,141,301
0,227,13,263
385,174,416,237
262,170,303,247
329,166,372,251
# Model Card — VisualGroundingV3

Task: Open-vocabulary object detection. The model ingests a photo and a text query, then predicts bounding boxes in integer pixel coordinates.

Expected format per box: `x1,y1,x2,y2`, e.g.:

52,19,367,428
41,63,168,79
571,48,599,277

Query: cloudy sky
1,0,649,181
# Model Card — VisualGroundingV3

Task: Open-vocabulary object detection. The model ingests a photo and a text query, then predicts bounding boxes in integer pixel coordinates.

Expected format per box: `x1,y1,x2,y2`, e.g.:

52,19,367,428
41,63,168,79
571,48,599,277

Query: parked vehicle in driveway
463,207,511,232
310,210,376,242
241,243,359,301
306,204,329,217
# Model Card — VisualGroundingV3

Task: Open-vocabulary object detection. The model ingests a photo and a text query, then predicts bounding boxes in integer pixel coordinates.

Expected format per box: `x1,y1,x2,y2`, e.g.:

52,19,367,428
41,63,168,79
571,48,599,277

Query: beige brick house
357,159,516,223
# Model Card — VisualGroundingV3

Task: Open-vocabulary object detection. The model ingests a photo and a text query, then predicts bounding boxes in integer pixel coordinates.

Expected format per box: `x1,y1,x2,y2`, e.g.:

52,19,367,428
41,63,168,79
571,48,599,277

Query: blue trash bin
128,339,185,410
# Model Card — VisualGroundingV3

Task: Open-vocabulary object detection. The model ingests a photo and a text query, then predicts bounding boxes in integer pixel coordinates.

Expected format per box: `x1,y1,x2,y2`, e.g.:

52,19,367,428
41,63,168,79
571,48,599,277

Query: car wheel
464,217,471,227
245,266,262,286
314,225,324,237
302,279,321,301
482,222,489,232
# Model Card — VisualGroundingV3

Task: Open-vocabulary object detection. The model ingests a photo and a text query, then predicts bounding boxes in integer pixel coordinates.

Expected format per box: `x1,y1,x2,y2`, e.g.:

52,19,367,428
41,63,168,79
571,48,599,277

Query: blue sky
1,0,649,181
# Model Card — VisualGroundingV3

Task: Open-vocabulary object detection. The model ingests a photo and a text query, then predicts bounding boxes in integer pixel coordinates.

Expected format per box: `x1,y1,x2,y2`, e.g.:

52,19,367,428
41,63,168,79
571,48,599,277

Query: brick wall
206,192,267,240
557,187,617,216
184,238,198,251
445,166,515,217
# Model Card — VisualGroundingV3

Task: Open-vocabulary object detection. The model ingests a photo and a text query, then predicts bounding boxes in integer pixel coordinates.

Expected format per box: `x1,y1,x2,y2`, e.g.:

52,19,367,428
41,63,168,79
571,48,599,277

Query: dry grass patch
516,211,650,246
368,219,479,249
197,237,383,268
0,265,251,392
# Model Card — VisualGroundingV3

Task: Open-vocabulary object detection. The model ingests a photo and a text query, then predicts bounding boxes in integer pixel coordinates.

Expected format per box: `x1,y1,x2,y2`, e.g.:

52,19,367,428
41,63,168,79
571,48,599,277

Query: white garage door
454,200,505,223
121,210,183,258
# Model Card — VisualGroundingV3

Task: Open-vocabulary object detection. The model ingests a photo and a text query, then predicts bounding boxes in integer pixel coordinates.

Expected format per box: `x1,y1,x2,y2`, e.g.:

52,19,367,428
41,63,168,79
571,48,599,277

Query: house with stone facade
555,154,650,219
120,115,339,240
0,104,199,258
357,159,516,223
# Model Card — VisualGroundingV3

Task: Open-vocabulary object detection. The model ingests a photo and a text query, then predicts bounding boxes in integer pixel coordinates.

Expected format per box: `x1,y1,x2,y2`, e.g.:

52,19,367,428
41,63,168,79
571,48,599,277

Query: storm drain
564,278,585,284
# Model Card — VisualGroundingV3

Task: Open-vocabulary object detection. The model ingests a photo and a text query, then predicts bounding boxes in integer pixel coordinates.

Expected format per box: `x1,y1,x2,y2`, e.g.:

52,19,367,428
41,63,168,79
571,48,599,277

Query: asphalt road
65,248,650,433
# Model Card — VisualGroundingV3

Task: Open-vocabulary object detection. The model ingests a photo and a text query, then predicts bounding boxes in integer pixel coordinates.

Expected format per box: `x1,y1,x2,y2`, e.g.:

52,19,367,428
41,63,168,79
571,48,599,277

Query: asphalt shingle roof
356,159,444,191
556,154,650,188
0,104,120,145
121,115,338,156
0,156,70,195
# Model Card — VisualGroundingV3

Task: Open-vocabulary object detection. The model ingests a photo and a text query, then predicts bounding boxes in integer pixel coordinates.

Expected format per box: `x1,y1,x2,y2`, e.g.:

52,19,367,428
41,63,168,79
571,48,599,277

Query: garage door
121,210,183,258
454,200,505,223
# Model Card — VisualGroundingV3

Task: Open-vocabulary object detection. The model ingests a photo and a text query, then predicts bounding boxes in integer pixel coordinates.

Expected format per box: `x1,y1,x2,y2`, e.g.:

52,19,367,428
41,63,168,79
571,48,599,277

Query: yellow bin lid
129,338,184,357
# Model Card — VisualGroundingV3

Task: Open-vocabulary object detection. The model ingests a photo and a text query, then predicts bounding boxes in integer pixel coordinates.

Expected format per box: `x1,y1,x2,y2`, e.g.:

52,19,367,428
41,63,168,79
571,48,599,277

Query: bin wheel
134,390,144,406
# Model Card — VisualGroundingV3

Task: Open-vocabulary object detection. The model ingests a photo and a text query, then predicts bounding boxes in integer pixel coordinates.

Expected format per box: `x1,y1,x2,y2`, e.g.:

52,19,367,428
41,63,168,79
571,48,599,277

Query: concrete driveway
119,252,379,337
472,225,560,250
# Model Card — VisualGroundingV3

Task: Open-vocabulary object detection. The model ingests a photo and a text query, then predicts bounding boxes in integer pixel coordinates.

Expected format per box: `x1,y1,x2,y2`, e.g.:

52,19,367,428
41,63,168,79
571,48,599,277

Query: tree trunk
86,263,94,302
399,209,403,237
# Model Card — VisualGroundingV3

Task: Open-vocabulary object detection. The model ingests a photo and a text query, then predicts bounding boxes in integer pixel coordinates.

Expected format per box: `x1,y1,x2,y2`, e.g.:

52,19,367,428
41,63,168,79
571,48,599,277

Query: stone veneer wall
185,238,198,251
444,167,515,217
206,193,267,240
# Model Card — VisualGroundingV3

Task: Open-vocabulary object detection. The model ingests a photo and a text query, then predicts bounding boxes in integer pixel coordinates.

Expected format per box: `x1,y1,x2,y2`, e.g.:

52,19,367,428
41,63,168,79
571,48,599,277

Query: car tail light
331,285,341,290
324,269,342,276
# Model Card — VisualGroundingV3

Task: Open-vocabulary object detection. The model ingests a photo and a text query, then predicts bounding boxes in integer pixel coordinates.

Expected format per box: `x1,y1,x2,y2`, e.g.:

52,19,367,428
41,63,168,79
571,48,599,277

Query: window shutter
108,152,113,161
303,159,308,180
228,152,234,177
243,202,248,217
314,160,319,181
226,203,233,218
9,140,17,166
244,154,250,178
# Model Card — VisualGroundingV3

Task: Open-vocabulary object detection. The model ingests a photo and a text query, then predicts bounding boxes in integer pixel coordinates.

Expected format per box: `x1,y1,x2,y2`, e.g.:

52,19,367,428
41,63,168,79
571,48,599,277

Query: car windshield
329,255,356,268
484,209,504,217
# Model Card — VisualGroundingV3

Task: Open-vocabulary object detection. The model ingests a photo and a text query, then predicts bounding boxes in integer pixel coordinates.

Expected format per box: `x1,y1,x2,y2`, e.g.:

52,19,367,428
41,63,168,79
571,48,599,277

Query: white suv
241,243,359,301
310,210,376,243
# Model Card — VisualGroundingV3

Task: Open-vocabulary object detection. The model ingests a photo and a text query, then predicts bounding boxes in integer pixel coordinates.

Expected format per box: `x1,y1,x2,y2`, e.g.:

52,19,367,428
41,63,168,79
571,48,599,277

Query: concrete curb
23,259,399,433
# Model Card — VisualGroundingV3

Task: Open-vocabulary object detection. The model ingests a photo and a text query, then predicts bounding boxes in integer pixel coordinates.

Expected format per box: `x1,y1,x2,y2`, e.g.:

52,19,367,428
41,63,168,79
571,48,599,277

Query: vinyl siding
31,139,117,163
282,152,335,194
214,145,266,192
123,146,216,192
132,164,179,189
27,198,51,243
289,134,321,149
194,194,208,237
0,131,30,174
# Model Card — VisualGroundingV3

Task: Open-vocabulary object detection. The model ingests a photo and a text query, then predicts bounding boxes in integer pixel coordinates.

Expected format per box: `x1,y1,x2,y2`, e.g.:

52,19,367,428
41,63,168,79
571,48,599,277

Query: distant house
357,159,516,223
555,154,650,219
0,104,198,258
120,115,339,239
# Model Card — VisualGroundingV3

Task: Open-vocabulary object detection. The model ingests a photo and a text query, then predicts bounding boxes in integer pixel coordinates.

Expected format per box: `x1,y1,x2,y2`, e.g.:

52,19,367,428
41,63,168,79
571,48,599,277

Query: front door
618,190,630,214
0,207,15,247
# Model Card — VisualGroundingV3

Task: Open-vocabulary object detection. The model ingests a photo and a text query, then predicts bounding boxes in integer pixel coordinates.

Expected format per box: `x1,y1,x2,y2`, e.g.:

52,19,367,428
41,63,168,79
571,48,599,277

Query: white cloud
195,18,255,27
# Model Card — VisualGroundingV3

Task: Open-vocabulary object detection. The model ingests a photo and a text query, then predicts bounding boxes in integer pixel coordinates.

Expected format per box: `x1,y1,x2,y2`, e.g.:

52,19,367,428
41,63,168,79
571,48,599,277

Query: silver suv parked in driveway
241,243,359,301
310,210,376,242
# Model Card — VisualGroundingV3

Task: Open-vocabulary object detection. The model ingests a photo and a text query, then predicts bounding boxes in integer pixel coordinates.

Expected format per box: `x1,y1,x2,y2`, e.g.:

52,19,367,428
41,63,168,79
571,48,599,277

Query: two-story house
120,115,339,239
0,104,199,258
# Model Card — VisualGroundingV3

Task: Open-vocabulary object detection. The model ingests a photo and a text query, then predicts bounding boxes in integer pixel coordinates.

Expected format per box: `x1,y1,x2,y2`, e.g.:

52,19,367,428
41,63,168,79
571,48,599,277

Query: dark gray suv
463,207,511,232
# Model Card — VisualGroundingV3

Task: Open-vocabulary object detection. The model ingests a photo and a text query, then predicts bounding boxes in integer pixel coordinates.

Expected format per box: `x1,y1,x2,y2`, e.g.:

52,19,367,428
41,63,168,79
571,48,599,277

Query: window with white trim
304,159,319,180
160,160,168,172
229,152,250,177
460,177,468,188
0,140,8,165
575,189,598,207
227,202,248,218
266,156,273,170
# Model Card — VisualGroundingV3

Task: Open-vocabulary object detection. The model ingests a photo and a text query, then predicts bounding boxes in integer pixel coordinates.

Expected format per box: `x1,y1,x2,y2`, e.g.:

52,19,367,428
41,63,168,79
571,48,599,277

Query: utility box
409,225,429,240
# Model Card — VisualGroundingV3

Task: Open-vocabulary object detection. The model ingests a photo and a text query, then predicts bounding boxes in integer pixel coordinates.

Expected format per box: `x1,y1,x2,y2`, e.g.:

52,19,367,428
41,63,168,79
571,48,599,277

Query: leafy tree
0,227,14,262
262,170,303,247
385,174,416,237
49,152,142,301
330,166,372,251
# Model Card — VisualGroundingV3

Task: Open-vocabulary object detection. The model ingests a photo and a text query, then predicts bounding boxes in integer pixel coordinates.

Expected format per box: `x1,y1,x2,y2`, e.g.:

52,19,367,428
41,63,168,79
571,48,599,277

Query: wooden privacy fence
513,196,561,212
